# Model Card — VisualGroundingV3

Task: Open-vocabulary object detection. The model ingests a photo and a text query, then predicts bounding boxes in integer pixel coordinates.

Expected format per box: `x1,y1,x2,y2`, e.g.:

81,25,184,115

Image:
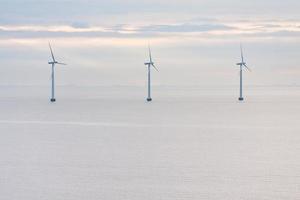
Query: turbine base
239,97,244,101
51,98,56,102
147,98,152,102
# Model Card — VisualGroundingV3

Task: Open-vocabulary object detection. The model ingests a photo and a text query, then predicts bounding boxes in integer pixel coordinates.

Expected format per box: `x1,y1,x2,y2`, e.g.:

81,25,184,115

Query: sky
0,0,300,87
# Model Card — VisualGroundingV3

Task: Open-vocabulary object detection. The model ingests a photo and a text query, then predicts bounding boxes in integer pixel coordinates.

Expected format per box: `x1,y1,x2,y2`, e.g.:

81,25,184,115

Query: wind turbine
236,44,251,101
144,45,159,102
48,43,66,102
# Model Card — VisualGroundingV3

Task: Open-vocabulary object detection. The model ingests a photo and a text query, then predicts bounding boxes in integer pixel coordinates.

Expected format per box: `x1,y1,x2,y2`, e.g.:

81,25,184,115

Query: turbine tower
144,45,159,102
48,43,66,102
236,44,251,101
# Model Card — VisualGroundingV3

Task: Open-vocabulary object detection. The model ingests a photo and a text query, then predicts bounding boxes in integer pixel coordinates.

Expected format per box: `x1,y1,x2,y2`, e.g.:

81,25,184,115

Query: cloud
1,18,300,48
138,23,233,33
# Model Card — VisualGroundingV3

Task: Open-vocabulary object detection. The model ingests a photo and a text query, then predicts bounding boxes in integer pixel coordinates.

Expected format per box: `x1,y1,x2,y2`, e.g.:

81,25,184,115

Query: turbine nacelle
145,62,154,66
236,62,246,66
48,61,66,65
48,61,58,65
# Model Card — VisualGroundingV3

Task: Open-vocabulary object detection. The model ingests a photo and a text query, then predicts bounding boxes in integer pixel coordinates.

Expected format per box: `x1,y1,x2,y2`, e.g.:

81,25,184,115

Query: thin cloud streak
1,19,300,38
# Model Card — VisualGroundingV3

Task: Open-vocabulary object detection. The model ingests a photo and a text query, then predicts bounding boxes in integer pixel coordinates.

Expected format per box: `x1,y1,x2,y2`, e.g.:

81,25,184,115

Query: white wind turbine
48,43,67,102
144,45,159,102
236,44,251,101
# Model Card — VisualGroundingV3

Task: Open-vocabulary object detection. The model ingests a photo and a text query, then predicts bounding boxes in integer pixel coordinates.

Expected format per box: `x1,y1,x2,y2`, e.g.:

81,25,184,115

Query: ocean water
0,86,299,200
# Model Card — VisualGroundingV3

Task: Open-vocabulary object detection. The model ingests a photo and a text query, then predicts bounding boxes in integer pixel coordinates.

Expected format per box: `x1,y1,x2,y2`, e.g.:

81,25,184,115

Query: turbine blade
152,64,159,72
49,42,56,62
240,43,244,63
148,45,152,63
243,64,251,72
57,62,67,65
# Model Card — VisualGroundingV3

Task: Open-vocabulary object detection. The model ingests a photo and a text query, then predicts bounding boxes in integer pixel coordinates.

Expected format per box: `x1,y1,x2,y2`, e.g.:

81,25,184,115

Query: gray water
0,86,299,200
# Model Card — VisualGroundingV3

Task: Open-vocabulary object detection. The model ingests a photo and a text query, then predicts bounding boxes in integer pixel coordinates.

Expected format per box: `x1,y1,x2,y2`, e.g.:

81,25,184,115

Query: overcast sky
0,0,300,87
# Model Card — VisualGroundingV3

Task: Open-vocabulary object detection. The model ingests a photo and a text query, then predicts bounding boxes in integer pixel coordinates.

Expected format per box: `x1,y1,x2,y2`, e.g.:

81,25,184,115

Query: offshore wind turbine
48,43,66,102
144,45,159,102
236,44,251,101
